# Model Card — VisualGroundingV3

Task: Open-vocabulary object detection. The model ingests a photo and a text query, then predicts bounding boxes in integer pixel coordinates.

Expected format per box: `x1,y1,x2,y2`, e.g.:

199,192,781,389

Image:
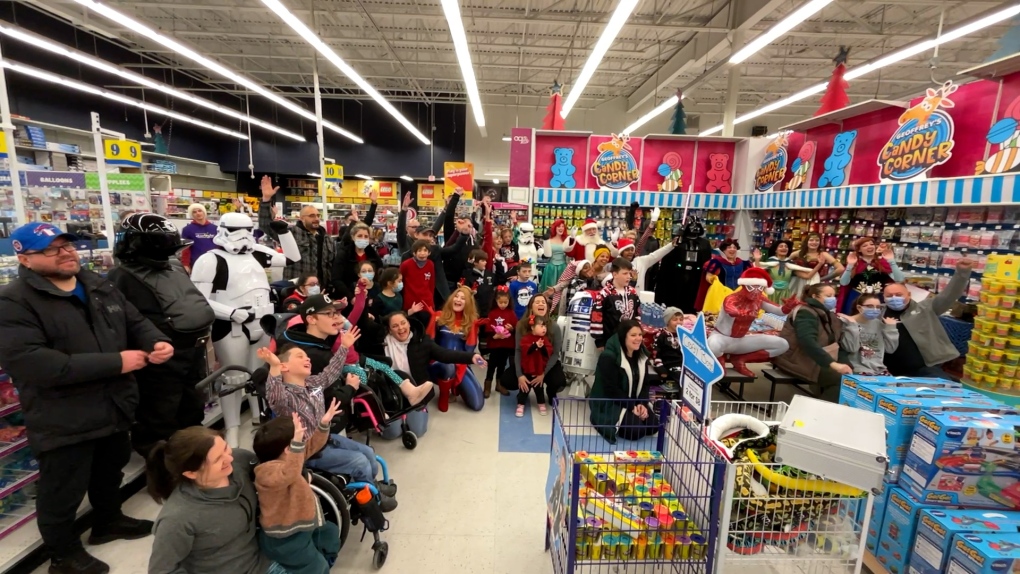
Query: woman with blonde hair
427,285,489,412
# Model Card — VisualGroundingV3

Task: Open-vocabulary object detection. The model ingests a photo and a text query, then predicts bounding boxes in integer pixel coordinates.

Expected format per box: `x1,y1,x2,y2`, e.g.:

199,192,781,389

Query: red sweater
399,257,435,310
520,333,551,377
485,307,518,349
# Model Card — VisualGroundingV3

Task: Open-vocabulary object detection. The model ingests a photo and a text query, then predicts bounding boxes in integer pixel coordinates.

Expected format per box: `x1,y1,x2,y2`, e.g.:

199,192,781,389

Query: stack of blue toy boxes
911,509,1020,574
945,532,1020,574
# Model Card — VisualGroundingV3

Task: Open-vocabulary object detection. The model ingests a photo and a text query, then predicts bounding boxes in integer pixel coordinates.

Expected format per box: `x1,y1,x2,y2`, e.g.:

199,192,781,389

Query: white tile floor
32,372,556,574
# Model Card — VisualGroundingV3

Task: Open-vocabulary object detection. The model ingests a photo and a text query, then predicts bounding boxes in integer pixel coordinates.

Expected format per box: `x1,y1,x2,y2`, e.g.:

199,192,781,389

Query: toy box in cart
910,508,1020,574
853,382,973,413
839,374,961,407
945,531,1020,574
901,410,1020,510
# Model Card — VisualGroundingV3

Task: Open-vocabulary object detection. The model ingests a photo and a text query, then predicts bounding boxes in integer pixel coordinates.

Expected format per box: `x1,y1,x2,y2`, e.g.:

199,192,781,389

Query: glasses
859,304,884,310
304,282,320,287
26,243,77,257
314,310,339,318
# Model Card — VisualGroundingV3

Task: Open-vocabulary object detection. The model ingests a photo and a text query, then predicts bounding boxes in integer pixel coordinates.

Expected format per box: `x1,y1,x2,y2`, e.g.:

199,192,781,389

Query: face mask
342,320,353,331
886,296,906,311
306,285,321,296
354,239,370,249
361,272,375,281
822,296,837,311
862,308,883,320
395,282,404,292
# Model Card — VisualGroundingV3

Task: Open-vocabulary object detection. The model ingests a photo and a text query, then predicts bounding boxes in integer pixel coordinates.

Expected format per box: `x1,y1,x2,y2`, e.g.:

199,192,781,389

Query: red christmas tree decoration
542,81,566,130
815,47,851,116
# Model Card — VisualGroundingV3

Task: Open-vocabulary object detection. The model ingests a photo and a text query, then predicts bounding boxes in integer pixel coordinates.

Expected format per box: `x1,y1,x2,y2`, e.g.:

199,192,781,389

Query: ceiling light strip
440,0,485,129
259,0,431,144
0,22,304,142
698,3,1020,136
623,93,682,135
1,60,248,139
730,0,834,64
561,0,639,119
69,0,361,143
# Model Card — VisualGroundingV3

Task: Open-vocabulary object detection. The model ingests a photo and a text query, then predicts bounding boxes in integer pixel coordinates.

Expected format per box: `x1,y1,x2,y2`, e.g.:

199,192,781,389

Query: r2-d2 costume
191,212,300,447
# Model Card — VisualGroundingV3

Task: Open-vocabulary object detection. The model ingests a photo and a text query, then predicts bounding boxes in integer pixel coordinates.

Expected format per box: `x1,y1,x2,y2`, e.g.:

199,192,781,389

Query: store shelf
642,133,744,143
152,171,235,183
960,52,1020,79
780,99,908,132
141,150,219,167
0,440,26,461
863,549,887,574
11,117,92,136
0,471,39,501
0,404,20,419
13,145,95,158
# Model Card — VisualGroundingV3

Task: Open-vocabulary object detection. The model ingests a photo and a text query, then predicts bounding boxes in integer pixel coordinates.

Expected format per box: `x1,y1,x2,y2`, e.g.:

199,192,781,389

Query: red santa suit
570,218,604,262
707,267,794,377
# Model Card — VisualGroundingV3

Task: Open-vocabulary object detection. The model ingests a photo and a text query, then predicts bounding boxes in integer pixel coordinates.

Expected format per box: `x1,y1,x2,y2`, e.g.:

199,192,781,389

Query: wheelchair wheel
372,541,388,569
401,431,417,450
310,473,350,550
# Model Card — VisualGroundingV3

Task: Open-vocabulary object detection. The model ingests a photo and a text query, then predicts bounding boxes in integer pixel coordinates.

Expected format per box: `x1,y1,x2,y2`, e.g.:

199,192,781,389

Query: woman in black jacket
590,320,659,443
382,311,484,390
331,222,383,300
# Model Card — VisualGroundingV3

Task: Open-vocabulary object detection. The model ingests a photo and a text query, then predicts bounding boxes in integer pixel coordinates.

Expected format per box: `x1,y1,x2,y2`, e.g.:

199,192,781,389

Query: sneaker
378,493,398,513
87,515,154,546
375,480,397,497
538,404,548,416
49,548,110,574
515,405,525,418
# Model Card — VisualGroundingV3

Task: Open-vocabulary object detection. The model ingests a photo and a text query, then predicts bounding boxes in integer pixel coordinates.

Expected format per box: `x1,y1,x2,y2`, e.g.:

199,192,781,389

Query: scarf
384,333,412,375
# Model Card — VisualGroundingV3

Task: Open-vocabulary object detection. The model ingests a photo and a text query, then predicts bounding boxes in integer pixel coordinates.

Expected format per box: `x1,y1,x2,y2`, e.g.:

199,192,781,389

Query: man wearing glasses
0,223,172,574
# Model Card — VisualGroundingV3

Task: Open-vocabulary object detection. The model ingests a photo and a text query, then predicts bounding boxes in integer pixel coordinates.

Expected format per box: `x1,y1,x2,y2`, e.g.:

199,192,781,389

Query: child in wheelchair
253,401,343,574
258,332,399,512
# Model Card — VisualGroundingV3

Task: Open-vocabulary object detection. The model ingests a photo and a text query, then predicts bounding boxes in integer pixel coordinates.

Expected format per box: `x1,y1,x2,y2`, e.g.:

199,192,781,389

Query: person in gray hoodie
838,293,900,374
146,426,279,574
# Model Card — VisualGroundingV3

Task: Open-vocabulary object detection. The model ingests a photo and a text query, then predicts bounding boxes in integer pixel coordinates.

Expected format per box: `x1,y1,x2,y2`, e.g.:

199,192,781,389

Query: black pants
618,409,660,441
131,345,208,459
501,362,567,401
517,375,547,405
37,432,132,558
485,348,513,382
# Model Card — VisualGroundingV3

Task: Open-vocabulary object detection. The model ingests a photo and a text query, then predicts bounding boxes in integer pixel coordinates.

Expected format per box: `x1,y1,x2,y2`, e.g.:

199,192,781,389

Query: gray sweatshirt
149,450,272,574
839,317,899,375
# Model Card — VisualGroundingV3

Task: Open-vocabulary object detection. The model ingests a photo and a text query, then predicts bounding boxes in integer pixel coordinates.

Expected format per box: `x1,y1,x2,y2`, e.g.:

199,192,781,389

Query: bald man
258,179,337,285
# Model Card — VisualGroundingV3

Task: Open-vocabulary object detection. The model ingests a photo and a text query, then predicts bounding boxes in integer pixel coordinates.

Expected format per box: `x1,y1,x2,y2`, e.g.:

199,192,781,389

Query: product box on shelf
945,532,1020,574
876,487,954,574
866,486,891,555
910,509,1020,574
839,374,961,408
852,379,966,412
901,411,1020,510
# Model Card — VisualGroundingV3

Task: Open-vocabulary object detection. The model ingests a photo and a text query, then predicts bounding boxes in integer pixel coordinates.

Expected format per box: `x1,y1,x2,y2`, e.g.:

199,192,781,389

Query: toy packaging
911,509,1020,574
852,380,968,413
866,486,890,555
839,374,961,409
945,532,1020,574
877,487,955,574
901,411,1020,510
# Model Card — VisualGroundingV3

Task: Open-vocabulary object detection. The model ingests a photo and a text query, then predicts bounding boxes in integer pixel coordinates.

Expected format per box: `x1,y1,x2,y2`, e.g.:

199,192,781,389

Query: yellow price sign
104,139,142,168
324,164,343,182
0,130,7,158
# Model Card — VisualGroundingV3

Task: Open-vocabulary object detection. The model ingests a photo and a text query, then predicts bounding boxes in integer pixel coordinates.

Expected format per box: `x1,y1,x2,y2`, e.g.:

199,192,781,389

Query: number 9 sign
104,139,142,168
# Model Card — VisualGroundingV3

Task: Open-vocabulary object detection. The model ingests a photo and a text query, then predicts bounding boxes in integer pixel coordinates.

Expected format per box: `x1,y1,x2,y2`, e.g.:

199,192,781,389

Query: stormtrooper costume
517,222,539,265
707,267,790,378
191,212,300,447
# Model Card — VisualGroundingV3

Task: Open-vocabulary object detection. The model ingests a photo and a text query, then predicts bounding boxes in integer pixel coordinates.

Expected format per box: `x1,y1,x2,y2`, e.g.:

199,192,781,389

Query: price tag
103,139,142,168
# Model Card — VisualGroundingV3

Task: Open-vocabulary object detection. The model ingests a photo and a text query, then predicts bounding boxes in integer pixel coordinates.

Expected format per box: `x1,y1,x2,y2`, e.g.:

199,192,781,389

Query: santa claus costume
707,267,792,377
569,218,604,262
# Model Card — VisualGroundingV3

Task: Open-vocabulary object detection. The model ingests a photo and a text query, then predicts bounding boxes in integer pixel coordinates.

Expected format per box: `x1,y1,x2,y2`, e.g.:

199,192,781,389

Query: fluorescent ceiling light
484,172,509,176
698,3,1020,136
354,174,373,180
501,136,512,142
0,22,304,142
561,0,639,119
730,0,834,64
492,179,500,184
441,0,485,131
259,0,431,145
623,93,684,135
400,175,414,181
307,172,322,177
69,0,361,143
1,60,248,139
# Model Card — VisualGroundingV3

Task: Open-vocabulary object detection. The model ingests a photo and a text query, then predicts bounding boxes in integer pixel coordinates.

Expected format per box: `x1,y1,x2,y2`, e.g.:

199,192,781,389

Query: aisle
31,371,555,574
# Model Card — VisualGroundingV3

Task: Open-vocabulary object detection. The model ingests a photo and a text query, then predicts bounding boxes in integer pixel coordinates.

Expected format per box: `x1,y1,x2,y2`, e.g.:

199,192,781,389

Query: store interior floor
28,366,824,574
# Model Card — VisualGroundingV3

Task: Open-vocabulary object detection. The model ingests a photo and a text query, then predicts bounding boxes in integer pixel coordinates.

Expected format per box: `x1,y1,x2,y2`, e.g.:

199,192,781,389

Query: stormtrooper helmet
116,213,188,261
518,222,535,243
214,212,256,254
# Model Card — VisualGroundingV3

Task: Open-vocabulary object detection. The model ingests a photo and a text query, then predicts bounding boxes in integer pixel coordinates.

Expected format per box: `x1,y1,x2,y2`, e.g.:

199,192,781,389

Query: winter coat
384,321,475,386
258,201,337,285
589,333,652,443
773,298,847,383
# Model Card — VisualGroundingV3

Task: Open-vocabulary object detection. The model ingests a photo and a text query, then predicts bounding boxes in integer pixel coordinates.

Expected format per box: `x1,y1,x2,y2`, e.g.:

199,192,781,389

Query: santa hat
581,218,599,232
738,267,774,294
617,238,635,253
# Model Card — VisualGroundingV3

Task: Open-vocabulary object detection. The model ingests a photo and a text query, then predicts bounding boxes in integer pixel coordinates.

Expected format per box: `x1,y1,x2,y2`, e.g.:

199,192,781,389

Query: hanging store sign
977,94,1020,176
85,173,146,191
24,171,87,188
103,139,142,168
324,164,343,182
591,133,640,190
878,81,958,182
754,132,790,192
443,162,474,198
417,183,444,208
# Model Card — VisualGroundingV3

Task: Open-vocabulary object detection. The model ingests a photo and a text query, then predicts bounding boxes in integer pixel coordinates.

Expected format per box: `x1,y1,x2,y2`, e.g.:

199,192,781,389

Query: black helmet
681,217,705,239
116,213,189,261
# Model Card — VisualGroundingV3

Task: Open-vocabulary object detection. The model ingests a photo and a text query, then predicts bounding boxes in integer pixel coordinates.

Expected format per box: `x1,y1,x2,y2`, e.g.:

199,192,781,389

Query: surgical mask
306,285,321,296
361,272,375,281
395,282,404,292
342,319,353,331
823,296,837,311
862,308,883,320
886,296,906,311
354,239,370,249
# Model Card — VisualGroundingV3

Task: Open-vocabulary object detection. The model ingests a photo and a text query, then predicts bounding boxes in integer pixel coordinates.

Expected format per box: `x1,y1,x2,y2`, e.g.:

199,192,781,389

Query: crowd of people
0,185,974,573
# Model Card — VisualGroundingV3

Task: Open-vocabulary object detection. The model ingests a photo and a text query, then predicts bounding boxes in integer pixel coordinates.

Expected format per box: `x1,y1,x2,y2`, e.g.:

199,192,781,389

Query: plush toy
492,324,511,339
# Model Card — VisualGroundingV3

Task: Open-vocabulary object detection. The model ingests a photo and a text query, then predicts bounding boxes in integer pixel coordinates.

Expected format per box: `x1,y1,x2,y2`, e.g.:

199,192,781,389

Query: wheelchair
196,365,392,569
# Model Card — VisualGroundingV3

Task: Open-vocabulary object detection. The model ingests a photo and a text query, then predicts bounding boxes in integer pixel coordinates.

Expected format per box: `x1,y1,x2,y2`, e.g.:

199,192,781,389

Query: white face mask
306,285,321,295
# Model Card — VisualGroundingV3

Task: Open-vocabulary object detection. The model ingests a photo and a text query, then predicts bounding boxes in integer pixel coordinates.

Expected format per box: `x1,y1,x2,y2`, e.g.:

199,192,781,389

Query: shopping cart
546,397,727,574
709,401,873,574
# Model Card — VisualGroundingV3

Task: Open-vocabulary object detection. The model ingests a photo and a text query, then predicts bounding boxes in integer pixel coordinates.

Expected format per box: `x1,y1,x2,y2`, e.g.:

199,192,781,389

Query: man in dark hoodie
441,188,480,290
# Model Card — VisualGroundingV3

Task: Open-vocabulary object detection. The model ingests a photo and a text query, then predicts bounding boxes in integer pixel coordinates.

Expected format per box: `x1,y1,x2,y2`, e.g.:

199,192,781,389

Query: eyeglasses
25,243,77,257
314,310,339,318
859,304,884,310
304,282,320,288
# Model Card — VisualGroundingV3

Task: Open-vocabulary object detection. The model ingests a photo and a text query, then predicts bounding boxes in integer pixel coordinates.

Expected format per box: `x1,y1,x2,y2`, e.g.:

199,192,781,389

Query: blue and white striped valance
534,189,740,210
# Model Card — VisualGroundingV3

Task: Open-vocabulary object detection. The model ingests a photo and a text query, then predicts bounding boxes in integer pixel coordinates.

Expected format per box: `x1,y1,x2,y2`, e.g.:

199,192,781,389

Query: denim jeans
305,434,378,483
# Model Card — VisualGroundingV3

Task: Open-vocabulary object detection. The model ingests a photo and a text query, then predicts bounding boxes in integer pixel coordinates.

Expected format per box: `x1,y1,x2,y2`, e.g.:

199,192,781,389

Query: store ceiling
13,0,1016,125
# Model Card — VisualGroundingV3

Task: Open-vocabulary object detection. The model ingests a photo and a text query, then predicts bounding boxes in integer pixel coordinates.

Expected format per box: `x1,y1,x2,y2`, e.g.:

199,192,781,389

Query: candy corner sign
754,132,790,192
591,133,640,190
103,139,142,168
879,80,957,182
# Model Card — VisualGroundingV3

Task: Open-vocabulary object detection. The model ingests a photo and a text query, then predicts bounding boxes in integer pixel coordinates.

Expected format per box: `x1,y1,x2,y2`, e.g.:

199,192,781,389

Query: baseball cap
293,294,344,318
11,223,77,255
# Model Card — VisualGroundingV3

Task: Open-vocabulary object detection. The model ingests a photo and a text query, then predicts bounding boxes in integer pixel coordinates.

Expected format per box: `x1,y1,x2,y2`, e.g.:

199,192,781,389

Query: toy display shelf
863,550,889,574
962,380,1020,408
779,99,907,133
534,189,741,210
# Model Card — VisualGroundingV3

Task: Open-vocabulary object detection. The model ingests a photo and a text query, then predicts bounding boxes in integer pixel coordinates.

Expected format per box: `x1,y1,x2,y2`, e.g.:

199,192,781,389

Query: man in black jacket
0,223,172,574
441,189,480,289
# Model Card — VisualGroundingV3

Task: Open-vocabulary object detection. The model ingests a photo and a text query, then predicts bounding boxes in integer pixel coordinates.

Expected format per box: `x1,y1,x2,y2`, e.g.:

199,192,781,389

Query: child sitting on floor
516,314,552,418
253,401,342,574
653,307,688,377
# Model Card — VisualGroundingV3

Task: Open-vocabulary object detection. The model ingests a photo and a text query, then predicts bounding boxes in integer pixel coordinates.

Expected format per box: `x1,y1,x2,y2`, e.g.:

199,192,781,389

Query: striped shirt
266,346,349,433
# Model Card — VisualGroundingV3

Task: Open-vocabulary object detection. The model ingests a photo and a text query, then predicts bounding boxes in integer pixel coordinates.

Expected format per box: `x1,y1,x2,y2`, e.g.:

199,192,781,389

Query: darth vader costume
654,218,713,312
107,213,216,458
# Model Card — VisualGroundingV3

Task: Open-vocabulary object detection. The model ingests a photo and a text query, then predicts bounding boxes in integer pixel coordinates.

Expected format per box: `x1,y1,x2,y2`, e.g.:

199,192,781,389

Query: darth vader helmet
673,217,705,239
116,213,189,261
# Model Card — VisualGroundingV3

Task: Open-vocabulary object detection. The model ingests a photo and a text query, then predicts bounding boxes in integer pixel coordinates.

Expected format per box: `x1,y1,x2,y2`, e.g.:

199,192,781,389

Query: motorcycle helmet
116,213,189,261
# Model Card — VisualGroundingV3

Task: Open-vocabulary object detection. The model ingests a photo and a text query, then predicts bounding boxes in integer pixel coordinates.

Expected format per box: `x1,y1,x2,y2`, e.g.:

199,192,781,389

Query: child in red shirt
516,314,552,418
483,287,517,398
398,239,435,327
